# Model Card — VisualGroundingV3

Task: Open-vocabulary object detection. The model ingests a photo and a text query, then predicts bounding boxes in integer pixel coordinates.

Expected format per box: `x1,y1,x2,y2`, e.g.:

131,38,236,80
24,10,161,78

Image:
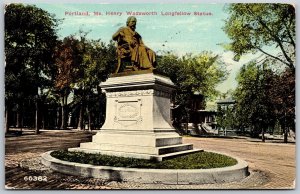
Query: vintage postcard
4,1,296,190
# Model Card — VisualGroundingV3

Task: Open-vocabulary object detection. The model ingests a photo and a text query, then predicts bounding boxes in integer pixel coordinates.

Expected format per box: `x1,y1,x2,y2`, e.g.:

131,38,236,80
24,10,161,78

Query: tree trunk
60,95,68,130
21,113,24,132
16,103,20,128
56,107,60,129
5,107,9,133
35,96,39,134
77,104,84,130
42,111,45,130
34,34,39,135
20,102,24,131
284,127,288,143
283,110,288,143
61,103,65,129
88,106,92,131
261,128,265,142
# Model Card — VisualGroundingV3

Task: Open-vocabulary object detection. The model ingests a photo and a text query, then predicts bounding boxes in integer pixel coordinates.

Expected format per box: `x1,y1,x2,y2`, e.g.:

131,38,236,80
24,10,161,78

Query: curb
41,151,249,184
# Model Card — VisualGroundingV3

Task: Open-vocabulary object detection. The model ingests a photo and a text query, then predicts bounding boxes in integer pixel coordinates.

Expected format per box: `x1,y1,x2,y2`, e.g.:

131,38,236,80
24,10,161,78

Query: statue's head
126,16,137,30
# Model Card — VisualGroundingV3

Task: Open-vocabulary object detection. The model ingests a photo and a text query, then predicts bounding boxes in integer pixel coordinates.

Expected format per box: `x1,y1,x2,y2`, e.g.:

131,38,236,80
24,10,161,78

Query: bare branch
246,5,294,68
255,46,290,67
282,22,295,49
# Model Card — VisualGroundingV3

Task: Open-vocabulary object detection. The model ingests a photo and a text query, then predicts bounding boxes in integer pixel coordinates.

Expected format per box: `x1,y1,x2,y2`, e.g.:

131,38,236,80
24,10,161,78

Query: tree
54,31,116,130
5,4,59,134
156,52,228,131
224,3,295,142
54,36,84,129
223,4,295,71
234,61,294,142
268,68,295,143
234,62,279,140
72,33,116,130
5,62,36,132
216,104,238,135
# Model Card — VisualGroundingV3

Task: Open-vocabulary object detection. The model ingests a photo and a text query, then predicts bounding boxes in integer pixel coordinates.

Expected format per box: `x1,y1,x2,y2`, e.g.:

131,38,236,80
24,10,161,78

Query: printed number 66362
24,176,47,182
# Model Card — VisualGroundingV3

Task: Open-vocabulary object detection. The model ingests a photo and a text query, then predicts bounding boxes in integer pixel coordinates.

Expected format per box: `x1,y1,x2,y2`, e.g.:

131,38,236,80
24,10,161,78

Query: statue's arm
112,27,124,41
134,32,145,45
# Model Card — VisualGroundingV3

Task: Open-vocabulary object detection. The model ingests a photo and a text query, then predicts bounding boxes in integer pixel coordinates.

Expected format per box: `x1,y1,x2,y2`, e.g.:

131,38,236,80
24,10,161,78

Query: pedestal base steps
69,131,202,161
69,72,202,161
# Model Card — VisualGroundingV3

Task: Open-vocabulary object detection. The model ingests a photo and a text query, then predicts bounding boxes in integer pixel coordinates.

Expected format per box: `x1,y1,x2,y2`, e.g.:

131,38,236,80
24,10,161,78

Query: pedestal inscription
114,99,142,127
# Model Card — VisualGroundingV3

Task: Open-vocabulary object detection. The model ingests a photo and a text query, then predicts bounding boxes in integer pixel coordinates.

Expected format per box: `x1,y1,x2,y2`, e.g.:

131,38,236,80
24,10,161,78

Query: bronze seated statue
112,16,157,73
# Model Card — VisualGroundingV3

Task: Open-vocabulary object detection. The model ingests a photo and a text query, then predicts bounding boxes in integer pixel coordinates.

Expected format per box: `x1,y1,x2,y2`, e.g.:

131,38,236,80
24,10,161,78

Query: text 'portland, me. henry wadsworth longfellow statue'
112,16,157,73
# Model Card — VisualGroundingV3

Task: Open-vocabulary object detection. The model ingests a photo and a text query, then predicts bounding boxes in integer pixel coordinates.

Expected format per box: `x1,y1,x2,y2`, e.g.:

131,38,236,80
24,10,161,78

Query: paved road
5,130,296,189
183,137,296,189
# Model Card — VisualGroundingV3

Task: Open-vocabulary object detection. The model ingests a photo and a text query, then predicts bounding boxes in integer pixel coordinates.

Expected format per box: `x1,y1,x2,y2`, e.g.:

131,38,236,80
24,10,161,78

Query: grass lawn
51,150,237,169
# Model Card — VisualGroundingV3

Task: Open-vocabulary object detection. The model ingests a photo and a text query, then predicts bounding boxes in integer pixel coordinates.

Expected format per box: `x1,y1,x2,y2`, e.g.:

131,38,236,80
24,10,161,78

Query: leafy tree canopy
5,3,59,98
157,51,228,101
223,4,295,70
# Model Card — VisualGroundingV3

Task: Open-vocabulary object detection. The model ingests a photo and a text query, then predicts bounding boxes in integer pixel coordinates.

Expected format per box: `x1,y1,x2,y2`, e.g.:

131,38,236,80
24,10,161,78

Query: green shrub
51,150,237,169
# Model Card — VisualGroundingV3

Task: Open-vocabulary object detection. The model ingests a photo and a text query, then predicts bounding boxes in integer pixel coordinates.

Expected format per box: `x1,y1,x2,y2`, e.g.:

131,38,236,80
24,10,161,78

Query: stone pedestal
69,72,202,161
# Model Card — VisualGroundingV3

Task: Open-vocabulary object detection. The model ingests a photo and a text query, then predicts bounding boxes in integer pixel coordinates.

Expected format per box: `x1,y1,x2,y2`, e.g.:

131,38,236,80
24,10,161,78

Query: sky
33,3,263,94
